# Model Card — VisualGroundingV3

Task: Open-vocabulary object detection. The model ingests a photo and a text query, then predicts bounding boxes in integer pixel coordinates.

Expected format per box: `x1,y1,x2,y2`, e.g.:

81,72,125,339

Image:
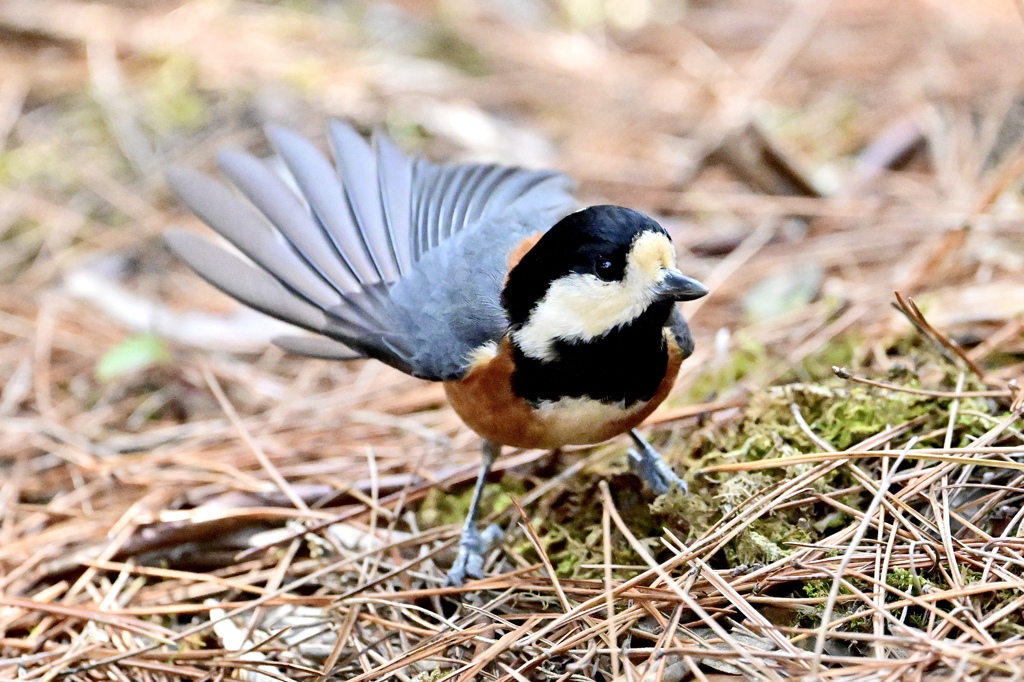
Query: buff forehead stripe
630,231,675,279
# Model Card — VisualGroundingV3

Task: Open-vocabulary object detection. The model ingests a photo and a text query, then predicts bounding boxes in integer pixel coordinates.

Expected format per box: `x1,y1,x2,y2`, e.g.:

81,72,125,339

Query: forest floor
3,1,1024,679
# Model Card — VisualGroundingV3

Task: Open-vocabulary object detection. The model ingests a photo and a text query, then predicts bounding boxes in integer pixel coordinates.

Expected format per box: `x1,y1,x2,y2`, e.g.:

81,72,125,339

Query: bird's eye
595,259,616,281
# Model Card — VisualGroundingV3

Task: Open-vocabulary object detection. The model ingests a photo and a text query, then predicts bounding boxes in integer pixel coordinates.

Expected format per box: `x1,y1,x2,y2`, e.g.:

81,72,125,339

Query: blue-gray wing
165,121,575,380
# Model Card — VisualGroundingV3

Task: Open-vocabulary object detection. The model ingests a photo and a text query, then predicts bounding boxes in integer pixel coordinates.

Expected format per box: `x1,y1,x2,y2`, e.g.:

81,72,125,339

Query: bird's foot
628,432,688,496
445,523,502,587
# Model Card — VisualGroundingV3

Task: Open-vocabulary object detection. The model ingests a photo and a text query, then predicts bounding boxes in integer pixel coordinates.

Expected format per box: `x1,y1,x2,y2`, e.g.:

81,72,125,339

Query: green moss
790,333,859,382
757,93,863,168
907,612,929,629
418,479,527,530
277,0,319,12
713,381,990,457
384,119,431,152
418,25,491,77
993,617,1024,637
284,56,329,95
508,362,997,582
140,53,209,134
845,615,871,633
961,567,984,585
886,567,921,593
802,579,832,600
735,530,786,564
509,471,665,579
0,133,83,186
413,331,1017,639
686,333,769,402
0,83,142,198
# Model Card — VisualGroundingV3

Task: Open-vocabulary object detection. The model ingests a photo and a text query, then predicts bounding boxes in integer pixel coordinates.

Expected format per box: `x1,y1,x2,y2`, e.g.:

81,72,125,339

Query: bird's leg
445,440,503,586
627,429,688,495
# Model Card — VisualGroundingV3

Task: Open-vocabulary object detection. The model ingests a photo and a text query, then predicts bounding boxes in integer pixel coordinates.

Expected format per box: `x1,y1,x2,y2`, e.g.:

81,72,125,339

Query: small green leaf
96,334,170,382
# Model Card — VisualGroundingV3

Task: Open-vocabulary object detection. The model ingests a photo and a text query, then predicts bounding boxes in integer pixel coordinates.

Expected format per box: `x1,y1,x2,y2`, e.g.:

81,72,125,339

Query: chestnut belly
443,338,682,450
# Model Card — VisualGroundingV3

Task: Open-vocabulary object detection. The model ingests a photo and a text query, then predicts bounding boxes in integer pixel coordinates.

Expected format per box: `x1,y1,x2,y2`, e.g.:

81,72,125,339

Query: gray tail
165,121,573,378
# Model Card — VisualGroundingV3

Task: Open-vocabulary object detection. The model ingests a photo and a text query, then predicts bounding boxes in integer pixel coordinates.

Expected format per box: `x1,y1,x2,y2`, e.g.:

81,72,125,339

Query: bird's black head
502,205,707,362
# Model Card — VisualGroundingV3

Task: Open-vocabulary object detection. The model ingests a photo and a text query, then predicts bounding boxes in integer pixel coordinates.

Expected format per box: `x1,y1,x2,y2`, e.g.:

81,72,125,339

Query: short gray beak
654,270,709,302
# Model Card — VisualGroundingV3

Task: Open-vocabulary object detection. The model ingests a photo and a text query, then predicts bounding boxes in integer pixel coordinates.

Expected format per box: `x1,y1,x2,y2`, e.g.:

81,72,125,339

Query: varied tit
165,121,708,585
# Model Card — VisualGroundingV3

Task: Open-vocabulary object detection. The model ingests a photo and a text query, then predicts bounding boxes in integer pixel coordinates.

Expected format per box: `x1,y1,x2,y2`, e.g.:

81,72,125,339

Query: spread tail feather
166,121,575,379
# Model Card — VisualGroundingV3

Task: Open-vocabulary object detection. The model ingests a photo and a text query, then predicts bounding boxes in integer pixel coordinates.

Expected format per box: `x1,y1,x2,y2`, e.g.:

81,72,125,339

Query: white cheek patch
513,231,676,362
512,273,651,361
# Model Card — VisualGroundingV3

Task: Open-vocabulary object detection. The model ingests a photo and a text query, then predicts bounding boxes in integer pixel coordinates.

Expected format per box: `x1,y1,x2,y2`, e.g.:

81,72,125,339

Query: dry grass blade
509,496,571,614
893,292,987,380
810,443,912,674
598,481,785,681
833,367,1009,398
203,366,310,513
701,449,1024,475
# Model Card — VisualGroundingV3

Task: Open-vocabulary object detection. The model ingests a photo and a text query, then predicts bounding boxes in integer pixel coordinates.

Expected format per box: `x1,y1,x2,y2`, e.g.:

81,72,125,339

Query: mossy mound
420,360,999,583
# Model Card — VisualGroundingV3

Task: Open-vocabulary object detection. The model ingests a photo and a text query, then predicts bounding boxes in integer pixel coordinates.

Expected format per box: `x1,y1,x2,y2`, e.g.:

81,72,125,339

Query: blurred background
4,0,1024,388
3,0,1024,678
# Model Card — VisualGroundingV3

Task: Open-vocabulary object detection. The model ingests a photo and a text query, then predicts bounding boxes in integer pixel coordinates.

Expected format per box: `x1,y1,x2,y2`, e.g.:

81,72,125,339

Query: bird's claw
628,435,688,496
445,523,502,587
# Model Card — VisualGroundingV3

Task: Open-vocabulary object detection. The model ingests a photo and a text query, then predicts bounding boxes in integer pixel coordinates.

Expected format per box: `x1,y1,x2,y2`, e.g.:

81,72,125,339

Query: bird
164,121,708,586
